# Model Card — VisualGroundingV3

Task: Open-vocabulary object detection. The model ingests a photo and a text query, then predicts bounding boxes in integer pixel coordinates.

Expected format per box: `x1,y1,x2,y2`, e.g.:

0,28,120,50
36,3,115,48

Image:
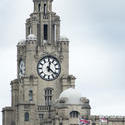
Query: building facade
2,0,125,125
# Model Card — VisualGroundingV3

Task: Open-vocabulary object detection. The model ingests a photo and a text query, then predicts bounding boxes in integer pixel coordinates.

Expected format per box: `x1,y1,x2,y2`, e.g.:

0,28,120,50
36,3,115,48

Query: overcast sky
1,0,125,124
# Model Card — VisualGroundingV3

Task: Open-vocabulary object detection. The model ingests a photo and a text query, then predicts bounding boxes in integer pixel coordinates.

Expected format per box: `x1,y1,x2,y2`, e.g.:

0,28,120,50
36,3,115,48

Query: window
29,90,33,101
45,88,53,105
92,123,96,125
60,123,63,125
70,111,79,118
38,4,41,12
44,24,48,40
44,4,47,15
39,114,44,121
24,112,29,121
28,26,31,35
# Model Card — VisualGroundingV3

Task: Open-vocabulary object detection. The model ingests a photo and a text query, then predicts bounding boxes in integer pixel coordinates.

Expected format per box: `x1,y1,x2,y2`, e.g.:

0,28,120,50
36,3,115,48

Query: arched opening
38,4,41,12
70,111,79,118
44,4,47,15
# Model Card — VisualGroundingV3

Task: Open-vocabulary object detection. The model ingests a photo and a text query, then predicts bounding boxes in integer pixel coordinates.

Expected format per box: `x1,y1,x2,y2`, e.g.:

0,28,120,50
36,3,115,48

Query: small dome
59,36,69,41
26,34,37,41
59,88,82,104
17,39,26,45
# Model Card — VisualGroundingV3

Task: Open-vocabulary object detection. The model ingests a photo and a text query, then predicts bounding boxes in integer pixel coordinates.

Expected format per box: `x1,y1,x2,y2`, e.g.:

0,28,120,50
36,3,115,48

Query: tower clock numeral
55,64,58,67
38,67,42,69
48,75,50,80
52,60,54,63
55,67,60,70
43,59,46,63
40,71,43,75
40,63,43,66
51,74,55,78
43,74,46,78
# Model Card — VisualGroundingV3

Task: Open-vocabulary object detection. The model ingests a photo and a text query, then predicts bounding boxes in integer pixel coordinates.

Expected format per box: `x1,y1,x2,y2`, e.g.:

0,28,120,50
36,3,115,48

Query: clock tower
16,0,76,108
3,0,86,125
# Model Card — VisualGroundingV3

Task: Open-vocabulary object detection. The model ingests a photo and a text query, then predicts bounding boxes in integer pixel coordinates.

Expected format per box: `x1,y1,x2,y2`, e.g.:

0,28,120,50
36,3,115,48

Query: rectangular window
52,24,56,42
39,114,44,120
45,88,53,106
29,90,33,101
28,26,31,35
44,24,48,40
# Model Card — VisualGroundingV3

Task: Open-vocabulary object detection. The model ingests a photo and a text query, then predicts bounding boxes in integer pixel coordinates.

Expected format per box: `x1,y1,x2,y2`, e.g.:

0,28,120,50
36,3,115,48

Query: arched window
44,88,53,105
29,90,33,101
70,111,79,118
24,112,29,121
38,4,41,12
44,4,47,15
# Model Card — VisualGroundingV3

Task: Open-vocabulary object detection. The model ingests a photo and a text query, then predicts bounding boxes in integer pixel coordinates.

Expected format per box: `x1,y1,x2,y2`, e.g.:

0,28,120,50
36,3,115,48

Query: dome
26,34,37,41
59,88,82,104
17,39,26,45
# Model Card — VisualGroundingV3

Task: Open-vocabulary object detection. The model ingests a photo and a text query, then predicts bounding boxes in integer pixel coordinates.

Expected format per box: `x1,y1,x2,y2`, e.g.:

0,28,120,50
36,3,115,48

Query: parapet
2,107,14,112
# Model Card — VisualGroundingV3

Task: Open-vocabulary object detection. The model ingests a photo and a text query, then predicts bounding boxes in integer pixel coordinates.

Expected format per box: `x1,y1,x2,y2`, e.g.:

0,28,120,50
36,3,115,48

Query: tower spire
26,0,60,45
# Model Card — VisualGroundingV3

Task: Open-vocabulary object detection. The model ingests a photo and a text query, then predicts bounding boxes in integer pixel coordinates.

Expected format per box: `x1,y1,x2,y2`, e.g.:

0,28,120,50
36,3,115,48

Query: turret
26,0,60,46
33,0,53,13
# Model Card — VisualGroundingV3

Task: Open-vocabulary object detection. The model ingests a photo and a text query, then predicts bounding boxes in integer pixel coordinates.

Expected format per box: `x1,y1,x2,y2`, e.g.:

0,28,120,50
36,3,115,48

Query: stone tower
3,0,90,125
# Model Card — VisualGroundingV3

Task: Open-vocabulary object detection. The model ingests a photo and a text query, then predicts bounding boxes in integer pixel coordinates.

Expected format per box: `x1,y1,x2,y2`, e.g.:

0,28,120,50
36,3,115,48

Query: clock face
37,55,61,81
19,60,25,78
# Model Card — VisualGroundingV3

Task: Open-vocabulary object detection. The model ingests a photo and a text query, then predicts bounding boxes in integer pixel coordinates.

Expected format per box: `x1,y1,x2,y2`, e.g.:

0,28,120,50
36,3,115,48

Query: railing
43,14,48,19
38,105,51,111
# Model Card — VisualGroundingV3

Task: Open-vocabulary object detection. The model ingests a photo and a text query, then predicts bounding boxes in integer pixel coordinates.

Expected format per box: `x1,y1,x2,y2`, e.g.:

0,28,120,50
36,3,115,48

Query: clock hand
49,61,51,67
47,61,51,72
47,66,50,72
47,63,58,75
49,68,58,75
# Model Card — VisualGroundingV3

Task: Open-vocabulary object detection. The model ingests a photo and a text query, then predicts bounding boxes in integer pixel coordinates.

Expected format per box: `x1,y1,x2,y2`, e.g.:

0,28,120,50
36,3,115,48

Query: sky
1,0,125,124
